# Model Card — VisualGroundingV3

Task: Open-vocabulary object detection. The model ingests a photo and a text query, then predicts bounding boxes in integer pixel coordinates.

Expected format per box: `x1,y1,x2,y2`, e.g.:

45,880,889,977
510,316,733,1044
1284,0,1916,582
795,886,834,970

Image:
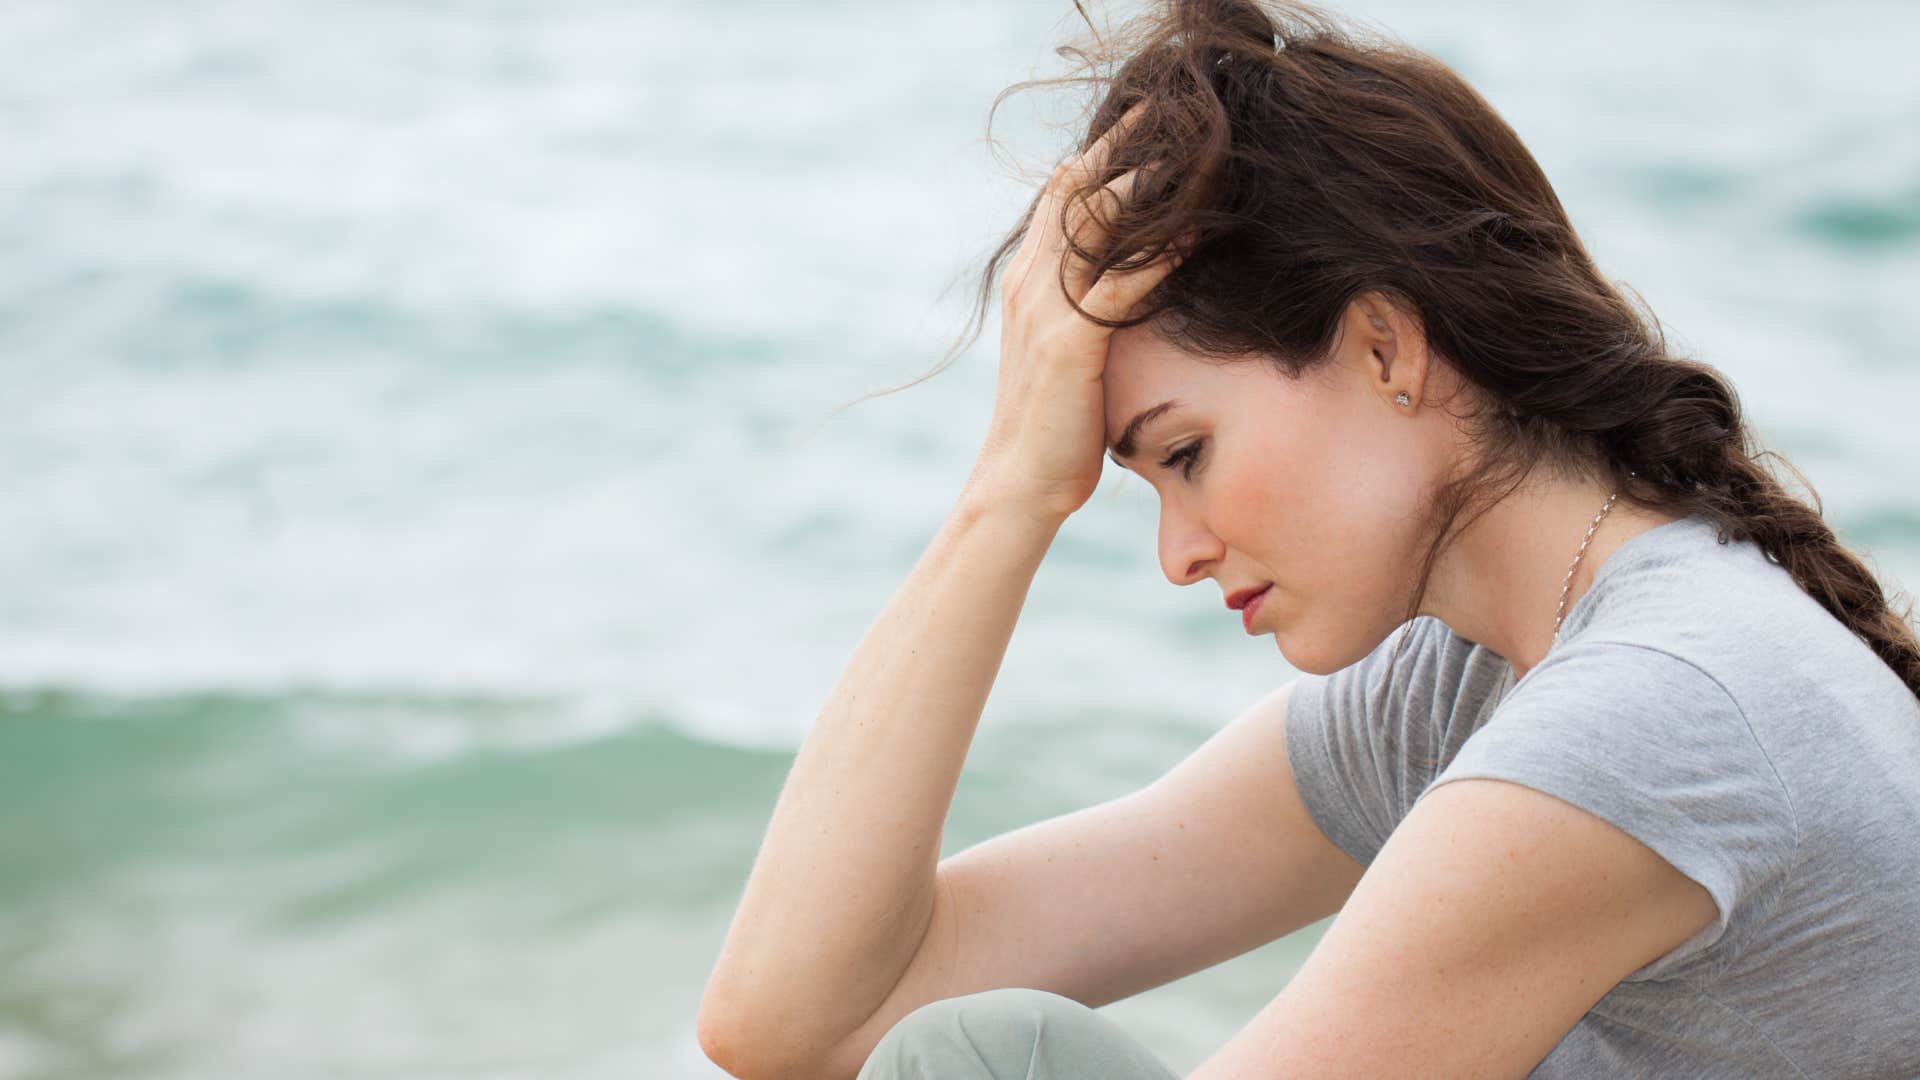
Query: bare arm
697,99,1183,1078
808,678,1367,1079
696,496,1062,1077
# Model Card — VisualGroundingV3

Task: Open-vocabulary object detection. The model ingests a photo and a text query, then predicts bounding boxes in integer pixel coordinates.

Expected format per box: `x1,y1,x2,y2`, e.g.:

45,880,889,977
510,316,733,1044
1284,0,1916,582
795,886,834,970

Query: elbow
695,990,733,1073
697,987,841,1080
696,983,770,1079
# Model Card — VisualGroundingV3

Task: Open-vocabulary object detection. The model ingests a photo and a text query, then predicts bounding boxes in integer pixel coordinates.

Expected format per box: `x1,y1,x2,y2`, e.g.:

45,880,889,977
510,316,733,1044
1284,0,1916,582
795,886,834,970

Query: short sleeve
1417,640,1799,983
1284,633,1403,868
1285,617,1469,867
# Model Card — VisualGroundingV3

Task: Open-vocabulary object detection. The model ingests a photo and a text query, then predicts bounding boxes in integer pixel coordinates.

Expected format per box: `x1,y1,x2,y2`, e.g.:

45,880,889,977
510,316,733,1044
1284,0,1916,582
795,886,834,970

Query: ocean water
2,1,1916,1077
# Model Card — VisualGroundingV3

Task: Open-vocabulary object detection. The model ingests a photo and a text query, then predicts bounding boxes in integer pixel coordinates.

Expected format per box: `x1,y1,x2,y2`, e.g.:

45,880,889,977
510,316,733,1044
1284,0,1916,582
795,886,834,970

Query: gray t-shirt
1283,511,1920,1078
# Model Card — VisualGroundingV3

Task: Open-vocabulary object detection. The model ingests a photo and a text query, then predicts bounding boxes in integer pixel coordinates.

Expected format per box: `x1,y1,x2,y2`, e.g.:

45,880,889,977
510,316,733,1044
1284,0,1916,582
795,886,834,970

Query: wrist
952,484,1071,537
958,455,1085,533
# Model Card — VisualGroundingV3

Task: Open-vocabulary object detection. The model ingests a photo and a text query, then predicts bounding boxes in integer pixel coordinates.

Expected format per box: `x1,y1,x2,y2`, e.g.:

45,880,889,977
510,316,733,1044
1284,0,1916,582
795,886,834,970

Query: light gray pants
855,987,1182,1080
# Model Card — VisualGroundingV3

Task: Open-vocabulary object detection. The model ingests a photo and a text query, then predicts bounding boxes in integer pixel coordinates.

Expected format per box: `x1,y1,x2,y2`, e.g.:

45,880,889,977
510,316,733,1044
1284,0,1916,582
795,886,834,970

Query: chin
1279,647,1344,678
1272,630,1331,676
1273,620,1382,677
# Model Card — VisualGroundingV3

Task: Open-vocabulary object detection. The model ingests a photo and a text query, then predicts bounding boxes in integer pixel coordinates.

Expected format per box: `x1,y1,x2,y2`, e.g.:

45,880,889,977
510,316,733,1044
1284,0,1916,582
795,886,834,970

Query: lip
1226,584,1273,634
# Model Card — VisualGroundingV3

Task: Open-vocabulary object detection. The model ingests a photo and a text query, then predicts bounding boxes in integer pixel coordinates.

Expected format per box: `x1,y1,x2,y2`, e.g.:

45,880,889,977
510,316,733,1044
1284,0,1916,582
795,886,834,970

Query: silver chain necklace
1549,471,1636,648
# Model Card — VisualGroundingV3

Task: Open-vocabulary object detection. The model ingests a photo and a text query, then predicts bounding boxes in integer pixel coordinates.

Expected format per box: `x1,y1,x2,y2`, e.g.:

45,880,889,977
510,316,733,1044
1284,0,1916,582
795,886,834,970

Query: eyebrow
1107,399,1184,464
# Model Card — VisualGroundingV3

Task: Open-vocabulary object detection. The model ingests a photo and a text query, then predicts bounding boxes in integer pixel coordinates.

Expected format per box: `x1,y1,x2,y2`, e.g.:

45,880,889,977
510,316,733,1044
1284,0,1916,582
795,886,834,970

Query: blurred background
2,1,1915,1077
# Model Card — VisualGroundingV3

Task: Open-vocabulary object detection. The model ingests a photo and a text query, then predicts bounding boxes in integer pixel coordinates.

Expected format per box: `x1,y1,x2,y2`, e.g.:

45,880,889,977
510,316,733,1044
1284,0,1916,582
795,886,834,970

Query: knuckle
1000,255,1032,293
1001,268,1034,307
1025,322,1063,359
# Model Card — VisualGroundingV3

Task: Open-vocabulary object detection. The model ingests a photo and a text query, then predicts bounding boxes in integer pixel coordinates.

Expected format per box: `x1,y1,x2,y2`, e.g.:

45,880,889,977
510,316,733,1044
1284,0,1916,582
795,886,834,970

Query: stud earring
1395,391,1411,407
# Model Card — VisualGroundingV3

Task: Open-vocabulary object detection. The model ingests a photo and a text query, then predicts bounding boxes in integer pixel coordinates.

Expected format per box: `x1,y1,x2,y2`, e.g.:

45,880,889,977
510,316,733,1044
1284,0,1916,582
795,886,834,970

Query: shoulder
1492,637,1776,770
1430,638,1801,980
1559,513,1860,699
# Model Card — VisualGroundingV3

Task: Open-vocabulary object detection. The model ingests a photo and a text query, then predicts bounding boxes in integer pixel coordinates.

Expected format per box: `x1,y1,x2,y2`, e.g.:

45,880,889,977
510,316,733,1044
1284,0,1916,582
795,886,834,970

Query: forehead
1102,326,1255,434
1102,327,1347,457
1104,325,1210,405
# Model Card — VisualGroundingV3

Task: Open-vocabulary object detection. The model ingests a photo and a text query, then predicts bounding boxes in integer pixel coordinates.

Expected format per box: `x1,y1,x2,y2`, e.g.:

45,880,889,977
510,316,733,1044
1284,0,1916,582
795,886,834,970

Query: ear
1347,290,1430,413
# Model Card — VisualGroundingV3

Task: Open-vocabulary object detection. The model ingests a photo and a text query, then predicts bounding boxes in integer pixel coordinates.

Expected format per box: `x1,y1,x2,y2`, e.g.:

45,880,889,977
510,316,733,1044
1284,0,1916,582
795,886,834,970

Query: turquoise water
3,2,1916,1076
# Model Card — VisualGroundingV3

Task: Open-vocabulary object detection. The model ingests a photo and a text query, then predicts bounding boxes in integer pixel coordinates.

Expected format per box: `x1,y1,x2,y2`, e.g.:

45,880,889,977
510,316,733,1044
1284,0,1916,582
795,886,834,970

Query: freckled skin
1101,291,1460,675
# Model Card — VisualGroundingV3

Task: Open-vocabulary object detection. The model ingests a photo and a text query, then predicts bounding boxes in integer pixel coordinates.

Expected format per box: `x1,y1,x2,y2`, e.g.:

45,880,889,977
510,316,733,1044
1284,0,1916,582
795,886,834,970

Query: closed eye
1159,438,1204,479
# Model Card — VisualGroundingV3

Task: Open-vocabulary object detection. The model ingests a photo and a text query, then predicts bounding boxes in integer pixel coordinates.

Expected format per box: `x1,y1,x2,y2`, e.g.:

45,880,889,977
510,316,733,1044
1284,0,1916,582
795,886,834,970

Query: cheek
1211,456,1285,548
1291,397,1432,564
1207,428,1303,566
1220,414,1430,659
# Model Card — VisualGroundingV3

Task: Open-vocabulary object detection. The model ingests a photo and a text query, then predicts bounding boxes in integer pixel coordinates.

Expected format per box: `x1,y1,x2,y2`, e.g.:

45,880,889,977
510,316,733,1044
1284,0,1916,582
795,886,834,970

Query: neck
1420,468,1680,683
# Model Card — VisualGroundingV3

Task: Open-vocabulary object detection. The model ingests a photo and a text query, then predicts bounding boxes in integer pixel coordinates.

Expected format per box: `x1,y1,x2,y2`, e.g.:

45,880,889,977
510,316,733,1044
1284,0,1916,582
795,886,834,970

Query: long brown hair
891,0,1920,699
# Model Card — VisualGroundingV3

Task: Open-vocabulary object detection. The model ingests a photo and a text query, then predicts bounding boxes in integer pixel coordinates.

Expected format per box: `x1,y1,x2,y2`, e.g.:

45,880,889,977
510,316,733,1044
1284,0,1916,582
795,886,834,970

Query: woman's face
1100,297,1459,675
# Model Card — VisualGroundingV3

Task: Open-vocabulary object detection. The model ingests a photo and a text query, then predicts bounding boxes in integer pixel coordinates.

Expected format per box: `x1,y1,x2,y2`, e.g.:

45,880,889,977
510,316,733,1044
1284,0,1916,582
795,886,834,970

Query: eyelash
1158,439,1205,479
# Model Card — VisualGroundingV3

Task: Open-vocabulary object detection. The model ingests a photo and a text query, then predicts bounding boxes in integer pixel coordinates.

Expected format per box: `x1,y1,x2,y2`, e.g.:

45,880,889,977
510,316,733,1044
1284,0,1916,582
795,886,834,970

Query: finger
1062,99,1151,189
1009,101,1151,284
1059,167,1143,297
1000,168,1069,299
1079,243,1185,325
1044,101,1151,232
1001,166,1125,307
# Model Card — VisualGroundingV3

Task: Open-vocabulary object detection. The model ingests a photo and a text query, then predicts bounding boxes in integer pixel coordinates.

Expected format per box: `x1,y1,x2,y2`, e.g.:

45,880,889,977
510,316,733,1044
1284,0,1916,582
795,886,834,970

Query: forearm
699,490,1063,1068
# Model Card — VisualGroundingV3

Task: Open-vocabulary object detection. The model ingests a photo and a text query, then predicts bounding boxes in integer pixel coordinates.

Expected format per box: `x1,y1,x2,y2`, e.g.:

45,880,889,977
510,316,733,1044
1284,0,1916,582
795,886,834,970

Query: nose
1157,489,1225,587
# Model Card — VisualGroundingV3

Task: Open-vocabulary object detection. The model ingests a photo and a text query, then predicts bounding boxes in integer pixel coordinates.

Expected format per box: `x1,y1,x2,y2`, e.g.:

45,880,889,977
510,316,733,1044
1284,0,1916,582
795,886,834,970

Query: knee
856,986,1178,1080
856,987,1090,1079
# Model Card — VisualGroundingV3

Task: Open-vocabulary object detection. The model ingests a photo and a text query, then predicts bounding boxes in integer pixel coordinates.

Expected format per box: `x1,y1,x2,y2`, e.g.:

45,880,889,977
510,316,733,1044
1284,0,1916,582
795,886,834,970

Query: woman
698,2,1920,1076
